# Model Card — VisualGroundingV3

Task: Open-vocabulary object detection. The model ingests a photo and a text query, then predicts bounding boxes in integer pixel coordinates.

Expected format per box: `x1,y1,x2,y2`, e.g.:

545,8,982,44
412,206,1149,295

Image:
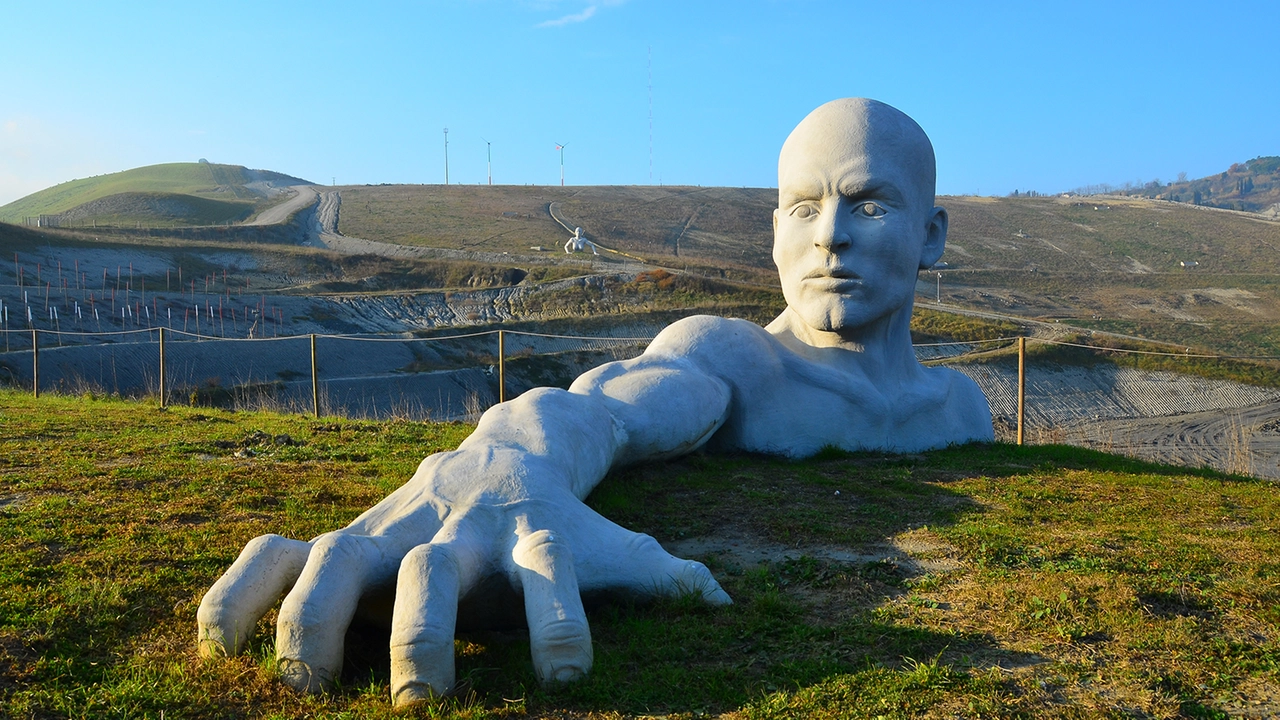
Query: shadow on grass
322,442,1081,715
335,591,1036,717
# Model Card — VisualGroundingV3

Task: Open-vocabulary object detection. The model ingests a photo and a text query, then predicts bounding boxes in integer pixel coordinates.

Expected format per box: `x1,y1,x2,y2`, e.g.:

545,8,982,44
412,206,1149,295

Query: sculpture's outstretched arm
197,347,733,704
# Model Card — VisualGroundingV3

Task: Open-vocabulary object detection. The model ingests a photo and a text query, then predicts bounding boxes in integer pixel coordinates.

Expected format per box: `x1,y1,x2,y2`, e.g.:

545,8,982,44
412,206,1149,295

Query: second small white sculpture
564,227,599,255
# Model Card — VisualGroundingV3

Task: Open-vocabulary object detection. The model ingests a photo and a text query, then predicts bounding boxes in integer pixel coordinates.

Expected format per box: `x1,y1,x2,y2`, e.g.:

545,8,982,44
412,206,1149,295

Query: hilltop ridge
0,162,311,226
1072,156,1280,215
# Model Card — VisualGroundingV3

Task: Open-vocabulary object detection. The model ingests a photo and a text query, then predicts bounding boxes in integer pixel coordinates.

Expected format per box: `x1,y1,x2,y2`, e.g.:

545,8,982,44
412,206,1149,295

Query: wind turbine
555,143,567,186
482,137,492,185
443,128,450,185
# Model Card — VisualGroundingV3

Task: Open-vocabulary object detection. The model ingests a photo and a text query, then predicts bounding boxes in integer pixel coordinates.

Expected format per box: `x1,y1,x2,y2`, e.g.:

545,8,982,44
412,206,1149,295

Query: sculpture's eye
790,204,818,219
853,202,886,218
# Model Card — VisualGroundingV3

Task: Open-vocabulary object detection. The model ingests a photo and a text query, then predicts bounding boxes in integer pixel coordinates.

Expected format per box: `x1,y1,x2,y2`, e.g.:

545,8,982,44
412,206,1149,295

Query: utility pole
482,138,492,185
443,128,450,185
556,143,567,186
936,272,942,303
648,45,654,183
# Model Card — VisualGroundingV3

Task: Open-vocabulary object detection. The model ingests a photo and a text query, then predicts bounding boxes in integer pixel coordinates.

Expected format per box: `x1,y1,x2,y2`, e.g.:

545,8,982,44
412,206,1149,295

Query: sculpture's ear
918,205,947,270
772,208,779,235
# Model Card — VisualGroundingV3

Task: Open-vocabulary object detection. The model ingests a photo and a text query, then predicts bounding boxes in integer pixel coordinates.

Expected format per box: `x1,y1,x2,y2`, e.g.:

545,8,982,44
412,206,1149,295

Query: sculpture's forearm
444,353,732,501
459,387,625,501
344,388,621,537
345,355,732,537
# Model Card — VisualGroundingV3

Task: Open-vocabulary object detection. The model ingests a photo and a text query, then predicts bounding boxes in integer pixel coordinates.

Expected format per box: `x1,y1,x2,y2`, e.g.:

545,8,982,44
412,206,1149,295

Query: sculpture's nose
814,203,852,252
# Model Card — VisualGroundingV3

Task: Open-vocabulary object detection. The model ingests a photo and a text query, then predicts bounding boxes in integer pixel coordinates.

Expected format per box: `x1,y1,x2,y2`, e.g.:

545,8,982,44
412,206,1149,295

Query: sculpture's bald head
771,99,948,343
778,98,936,210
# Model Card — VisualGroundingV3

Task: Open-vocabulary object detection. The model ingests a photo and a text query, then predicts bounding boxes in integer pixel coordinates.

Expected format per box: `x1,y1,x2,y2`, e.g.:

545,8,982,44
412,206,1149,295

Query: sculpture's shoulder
914,364,994,445
645,315,780,373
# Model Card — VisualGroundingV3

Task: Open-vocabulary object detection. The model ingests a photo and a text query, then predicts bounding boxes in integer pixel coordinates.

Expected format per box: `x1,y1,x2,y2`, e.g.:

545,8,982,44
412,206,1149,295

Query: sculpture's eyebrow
779,178,825,205
839,178,906,205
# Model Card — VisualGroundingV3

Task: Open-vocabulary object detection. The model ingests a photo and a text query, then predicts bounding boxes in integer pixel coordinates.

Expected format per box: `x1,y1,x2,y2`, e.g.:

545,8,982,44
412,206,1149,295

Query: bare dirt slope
247,185,318,226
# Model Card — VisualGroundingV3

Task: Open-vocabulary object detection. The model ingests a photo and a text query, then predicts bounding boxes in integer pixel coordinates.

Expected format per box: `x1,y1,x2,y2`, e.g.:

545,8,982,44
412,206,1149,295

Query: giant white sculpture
197,98,994,705
564,226,599,255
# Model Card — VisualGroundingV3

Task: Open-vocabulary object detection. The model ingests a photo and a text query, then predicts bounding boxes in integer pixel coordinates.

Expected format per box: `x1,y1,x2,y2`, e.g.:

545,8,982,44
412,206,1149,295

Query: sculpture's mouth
803,267,862,292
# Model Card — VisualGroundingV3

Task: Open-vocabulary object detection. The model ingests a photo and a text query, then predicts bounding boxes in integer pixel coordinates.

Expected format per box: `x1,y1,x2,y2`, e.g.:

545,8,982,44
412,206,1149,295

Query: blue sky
1,1,1275,206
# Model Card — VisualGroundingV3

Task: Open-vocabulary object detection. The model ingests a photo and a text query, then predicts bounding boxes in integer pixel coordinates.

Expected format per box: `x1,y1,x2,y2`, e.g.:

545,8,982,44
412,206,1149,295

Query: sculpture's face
772,100,945,336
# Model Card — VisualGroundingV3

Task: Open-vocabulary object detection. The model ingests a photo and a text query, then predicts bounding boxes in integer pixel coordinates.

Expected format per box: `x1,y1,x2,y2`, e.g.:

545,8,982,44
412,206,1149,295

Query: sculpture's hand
197,377,734,705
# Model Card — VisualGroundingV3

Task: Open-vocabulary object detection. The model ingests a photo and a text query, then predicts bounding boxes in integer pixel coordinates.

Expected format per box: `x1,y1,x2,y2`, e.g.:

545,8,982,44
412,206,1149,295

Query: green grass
52,191,257,228
0,163,308,224
3,390,1280,717
910,307,1021,343
293,253,584,295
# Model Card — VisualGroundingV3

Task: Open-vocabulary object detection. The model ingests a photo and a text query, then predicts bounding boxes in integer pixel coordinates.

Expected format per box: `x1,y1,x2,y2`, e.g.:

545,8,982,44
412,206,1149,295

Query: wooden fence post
1017,337,1026,445
31,329,38,398
498,330,506,404
311,334,320,418
159,327,167,408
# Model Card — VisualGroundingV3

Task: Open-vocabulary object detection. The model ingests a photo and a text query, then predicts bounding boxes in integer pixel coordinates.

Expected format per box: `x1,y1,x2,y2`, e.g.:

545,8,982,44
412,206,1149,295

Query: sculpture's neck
765,305,922,389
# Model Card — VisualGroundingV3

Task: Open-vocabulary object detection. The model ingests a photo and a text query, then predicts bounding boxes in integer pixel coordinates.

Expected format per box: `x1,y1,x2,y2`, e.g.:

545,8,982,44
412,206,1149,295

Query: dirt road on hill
247,185,319,226
913,298,1212,351
314,189,340,235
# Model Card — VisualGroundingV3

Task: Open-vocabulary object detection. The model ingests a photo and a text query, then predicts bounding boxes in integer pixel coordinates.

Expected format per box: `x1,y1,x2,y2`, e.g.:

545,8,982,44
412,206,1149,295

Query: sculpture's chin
788,286,914,339
791,297,853,335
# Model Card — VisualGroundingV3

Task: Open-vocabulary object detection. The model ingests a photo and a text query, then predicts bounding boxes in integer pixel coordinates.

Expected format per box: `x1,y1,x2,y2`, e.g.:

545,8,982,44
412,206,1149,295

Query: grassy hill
0,162,310,226
54,191,258,226
1105,156,1280,214
2,390,1278,717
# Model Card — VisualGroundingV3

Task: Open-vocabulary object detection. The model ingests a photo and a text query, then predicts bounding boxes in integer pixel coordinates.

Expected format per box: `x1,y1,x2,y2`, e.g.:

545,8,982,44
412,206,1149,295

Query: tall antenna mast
648,46,653,184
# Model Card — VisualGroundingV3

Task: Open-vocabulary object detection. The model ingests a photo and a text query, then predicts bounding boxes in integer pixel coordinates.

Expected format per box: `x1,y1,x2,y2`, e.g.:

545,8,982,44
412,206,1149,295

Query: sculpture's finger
511,528,593,685
569,510,733,606
197,534,311,658
619,532,733,605
389,542,465,706
275,531,399,693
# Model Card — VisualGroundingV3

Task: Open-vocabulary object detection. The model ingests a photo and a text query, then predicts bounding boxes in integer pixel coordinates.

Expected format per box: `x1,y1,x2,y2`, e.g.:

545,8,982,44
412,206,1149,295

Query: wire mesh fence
0,326,658,422
2,326,1279,478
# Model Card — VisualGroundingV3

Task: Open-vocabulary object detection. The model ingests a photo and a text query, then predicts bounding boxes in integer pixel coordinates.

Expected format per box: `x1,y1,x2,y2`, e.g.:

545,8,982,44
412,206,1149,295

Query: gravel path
246,185,319,226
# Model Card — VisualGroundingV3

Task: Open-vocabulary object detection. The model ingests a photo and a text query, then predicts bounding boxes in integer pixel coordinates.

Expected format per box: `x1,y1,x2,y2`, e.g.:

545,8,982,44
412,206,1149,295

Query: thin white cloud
536,4,597,27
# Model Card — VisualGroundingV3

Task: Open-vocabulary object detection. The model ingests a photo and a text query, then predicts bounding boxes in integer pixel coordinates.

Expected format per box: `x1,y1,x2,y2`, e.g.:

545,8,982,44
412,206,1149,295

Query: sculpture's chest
712,373,896,457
